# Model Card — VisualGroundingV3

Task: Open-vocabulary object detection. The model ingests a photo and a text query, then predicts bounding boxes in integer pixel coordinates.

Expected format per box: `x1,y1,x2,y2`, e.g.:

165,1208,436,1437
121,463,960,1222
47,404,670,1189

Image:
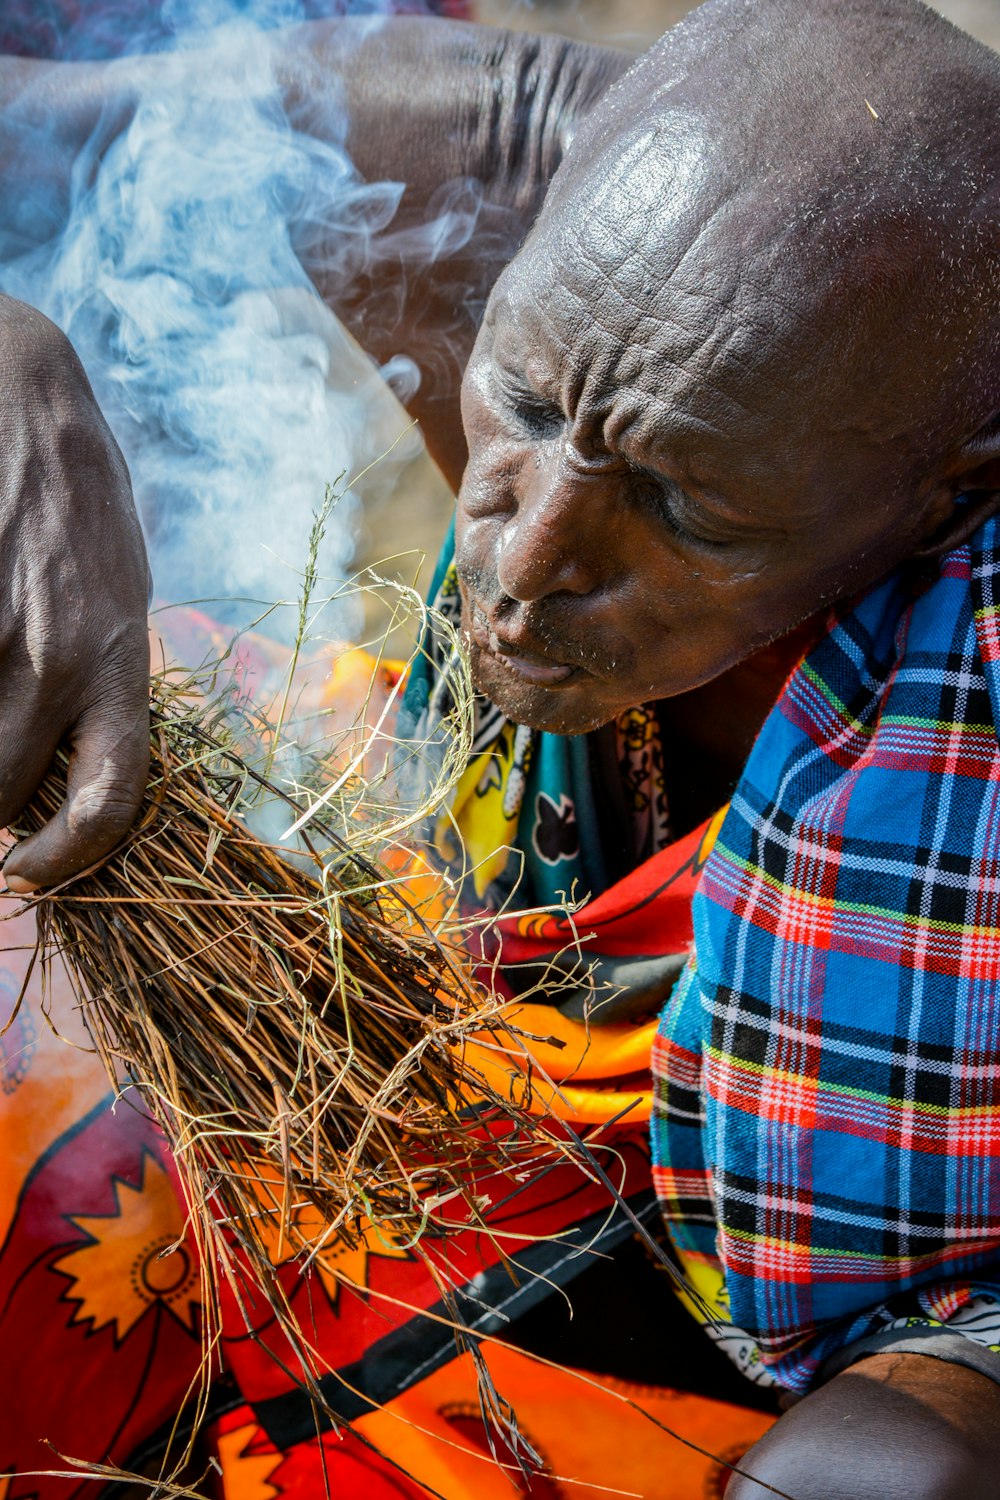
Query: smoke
0,0,463,62
0,0,462,642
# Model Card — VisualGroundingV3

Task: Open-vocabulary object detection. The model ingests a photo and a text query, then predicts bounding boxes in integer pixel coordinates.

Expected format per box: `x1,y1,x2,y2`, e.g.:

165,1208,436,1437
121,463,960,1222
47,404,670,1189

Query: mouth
468,605,578,687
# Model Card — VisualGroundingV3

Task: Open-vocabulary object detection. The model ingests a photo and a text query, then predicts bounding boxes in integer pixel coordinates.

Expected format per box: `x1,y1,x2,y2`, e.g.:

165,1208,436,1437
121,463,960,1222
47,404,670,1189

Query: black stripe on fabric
252,1192,659,1449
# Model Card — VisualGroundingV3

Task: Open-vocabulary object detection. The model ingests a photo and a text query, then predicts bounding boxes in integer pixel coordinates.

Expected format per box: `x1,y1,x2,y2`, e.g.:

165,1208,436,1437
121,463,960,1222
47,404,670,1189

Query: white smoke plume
0,1,450,641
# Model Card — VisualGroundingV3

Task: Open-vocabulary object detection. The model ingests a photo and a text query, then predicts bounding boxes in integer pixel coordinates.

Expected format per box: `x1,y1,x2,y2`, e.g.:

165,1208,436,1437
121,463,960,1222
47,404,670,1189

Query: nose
495,448,613,604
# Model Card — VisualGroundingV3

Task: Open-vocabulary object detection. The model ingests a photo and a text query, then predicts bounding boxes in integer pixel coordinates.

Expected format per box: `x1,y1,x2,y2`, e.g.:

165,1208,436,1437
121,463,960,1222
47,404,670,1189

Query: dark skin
2,3,1000,1495
0,294,151,886
455,4,1000,738
728,1353,1000,1500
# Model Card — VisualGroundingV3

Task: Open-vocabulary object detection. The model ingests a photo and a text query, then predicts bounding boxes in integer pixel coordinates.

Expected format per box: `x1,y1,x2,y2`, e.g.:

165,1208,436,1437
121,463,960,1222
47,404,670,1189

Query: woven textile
652,518,1000,1390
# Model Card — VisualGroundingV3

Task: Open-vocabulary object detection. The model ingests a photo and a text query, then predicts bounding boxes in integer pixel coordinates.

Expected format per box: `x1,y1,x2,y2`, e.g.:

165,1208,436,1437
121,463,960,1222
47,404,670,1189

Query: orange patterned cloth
202,1344,774,1500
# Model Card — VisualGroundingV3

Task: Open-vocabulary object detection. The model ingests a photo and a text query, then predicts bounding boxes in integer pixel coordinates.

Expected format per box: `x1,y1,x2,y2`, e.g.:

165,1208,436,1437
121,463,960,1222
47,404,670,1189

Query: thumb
4,695,150,891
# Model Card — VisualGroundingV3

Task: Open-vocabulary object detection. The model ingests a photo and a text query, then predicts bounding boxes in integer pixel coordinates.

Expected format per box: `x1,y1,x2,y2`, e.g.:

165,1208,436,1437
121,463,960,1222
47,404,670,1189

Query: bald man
1,2,1000,1496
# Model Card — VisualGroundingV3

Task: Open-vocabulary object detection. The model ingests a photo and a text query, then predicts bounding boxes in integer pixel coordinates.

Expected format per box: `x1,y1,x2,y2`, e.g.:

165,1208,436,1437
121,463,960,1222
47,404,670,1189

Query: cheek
458,455,806,693
609,550,810,692
457,394,522,518
460,356,518,480
454,467,508,603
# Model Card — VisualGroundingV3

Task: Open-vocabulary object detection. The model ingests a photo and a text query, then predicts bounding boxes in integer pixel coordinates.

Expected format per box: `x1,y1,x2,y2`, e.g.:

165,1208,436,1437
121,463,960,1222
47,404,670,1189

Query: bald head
546,0,1000,471
455,0,1000,733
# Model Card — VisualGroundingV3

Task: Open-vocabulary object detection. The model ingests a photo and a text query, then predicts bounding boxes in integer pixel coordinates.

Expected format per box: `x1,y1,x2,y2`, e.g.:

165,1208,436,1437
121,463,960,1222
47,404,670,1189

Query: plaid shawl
652,517,1000,1389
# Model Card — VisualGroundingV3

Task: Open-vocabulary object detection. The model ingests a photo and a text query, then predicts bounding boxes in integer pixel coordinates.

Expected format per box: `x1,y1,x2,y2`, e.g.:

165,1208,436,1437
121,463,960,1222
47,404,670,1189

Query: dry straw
1,520,584,1477
11,670,550,1244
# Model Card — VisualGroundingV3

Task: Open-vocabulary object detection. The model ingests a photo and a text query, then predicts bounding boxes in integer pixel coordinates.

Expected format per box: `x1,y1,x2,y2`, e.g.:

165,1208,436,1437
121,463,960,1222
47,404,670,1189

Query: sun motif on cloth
269,1200,410,1308
52,1150,200,1342
310,1228,410,1308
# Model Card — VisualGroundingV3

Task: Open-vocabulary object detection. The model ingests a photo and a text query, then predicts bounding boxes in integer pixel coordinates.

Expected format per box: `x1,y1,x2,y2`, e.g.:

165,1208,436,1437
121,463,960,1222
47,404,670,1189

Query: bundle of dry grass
4,653,575,1409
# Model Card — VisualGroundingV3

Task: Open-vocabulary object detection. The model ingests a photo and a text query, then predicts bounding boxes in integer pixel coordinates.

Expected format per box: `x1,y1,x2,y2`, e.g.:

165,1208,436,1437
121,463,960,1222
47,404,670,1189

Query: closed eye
492,367,564,440
627,465,733,549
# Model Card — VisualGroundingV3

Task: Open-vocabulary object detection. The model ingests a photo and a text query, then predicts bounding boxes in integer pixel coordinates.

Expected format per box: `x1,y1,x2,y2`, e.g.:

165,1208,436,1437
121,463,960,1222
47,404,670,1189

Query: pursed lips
468,602,579,686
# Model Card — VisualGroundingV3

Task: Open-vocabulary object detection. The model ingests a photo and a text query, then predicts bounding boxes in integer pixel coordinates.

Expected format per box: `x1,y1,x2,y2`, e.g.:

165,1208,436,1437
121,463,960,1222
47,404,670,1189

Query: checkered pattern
652,520,1000,1390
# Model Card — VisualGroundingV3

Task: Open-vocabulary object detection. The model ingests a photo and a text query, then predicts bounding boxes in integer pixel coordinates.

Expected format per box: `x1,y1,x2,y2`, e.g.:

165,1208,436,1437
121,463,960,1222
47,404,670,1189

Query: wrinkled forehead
533,114,736,359
490,99,986,479
489,118,830,449
533,104,714,278
495,0,1000,460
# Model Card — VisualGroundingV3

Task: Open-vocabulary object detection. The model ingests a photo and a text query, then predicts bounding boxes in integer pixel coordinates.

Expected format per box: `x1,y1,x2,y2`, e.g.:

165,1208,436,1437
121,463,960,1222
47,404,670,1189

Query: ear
910,416,1000,560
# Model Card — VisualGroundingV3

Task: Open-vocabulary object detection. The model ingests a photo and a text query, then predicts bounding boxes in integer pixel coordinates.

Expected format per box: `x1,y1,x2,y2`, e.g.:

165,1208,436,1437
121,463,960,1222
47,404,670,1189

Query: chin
469,644,615,736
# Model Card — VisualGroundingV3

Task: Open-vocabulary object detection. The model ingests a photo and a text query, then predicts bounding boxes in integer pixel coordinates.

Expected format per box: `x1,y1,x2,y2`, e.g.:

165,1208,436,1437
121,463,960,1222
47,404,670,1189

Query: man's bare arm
1,22,628,491
727,1351,1000,1500
2,22,626,487
275,19,630,487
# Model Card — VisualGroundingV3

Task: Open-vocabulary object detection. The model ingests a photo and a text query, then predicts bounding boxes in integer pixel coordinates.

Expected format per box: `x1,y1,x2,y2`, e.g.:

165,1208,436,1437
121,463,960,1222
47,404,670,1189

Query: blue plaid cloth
652,517,1000,1391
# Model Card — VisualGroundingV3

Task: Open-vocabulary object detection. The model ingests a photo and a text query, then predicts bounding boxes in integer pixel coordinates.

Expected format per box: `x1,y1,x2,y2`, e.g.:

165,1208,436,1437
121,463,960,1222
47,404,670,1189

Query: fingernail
5,874,38,895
